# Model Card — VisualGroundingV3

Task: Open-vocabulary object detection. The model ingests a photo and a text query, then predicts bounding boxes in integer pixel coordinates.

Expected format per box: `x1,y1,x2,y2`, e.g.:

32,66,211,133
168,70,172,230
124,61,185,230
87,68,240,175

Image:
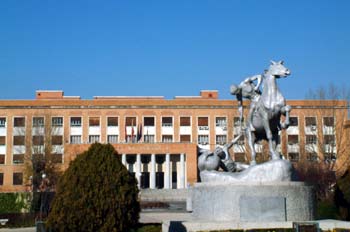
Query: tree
47,143,140,232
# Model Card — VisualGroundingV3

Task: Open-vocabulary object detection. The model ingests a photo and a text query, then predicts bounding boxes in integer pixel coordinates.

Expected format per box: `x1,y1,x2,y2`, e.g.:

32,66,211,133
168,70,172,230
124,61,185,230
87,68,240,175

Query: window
323,117,334,127
144,117,155,126
324,153,336,161
307,153,318,162
162,117,173,127
107,117,118,127
51,153,63,164
70,135,81,144
324,135,335,145
125,117,136,126
288,135,299,145
162,135,173,143
0,155,4,164
13,154,24,164
180,117,191,126
216,117,227,127
51,136,63,145
13,172,23,185
70,117,82,127
89,117,100,127
144,135,155,143
198,117,208,127
216,135,227,145
305,117,317,127
13,136,25,145
0,173,3,185
306,135,317,145
32,136,44,146
0,118,6,127
52,117,63,127
198,135,209,145
89,135,100,143
33,117,44,127
235,153,246,162
288,153,299,162
289,117,298,127
107,135,118,144
14,117,25,127
180,135,191,142
0,136,5,145
234,117,244,127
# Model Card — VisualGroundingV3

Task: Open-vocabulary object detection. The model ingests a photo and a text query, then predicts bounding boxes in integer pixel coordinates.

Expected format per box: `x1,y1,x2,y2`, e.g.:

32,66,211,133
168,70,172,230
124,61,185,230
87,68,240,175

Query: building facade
0,90,349,192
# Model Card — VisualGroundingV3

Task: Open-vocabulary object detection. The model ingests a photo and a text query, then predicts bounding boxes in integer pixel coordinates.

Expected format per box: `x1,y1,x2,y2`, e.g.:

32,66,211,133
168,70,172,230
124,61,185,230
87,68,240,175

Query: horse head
267,60,291,78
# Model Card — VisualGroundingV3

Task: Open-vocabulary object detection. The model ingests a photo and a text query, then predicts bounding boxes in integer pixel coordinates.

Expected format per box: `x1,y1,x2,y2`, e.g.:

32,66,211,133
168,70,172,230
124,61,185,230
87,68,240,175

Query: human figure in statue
230,74,263,132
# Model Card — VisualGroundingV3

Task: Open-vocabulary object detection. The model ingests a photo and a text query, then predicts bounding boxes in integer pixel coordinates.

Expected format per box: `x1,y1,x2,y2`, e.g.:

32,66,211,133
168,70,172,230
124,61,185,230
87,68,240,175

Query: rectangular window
51,136,63,145
198,117,208,127
125,117,137,126
305,117,317,127
234,117,244,127
324,135,335,145
13,136,25,145
306,135,317,145
14,117,25,127
13,172,23,185
162,117,173,127
288,153,299,162
89,117,100,127
0,136,5,145
144,135,155,143
216,135,227,145
70,135,81,144
144,117,155,126
33,117,44,127
162,135,173,143
289,117,298,127
323,117,334,127
216,117,227,127
13,154,24,164
0,173,3,185
288,135,299,144
52,153,63,164
89,135,100,143
180,135,191,142
235,153,246,162
70,117,82,127
32,136,44,146
107,135,118,144
52,117,63,127
107,117,118,127
198,135,209,144
0,155,5,164
0,118,6,127
324,152,336,161
180,117,191,126
307,153,318,162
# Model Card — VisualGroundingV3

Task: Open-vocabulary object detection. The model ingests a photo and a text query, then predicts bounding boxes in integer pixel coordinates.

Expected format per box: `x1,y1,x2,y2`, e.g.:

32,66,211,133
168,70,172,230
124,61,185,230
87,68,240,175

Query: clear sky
0,1,349,100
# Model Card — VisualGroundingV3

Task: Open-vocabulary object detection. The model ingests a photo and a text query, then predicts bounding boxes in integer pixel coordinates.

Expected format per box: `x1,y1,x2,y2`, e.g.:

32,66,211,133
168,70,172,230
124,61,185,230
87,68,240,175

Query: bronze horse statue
245,61,292,165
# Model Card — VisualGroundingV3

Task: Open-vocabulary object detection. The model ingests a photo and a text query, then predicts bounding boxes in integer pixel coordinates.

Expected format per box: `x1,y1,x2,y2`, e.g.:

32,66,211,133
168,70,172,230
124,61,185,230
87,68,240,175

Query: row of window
287,134,336,145
0,172,23,186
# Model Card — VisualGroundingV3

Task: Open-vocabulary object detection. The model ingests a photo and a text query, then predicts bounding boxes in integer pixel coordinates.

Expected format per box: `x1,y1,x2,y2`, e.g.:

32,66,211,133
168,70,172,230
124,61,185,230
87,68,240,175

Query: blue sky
0,1,349,100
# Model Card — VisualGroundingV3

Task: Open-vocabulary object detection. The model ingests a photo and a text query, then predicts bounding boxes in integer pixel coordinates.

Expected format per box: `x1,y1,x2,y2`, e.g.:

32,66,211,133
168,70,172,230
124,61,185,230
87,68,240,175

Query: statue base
191,181,315,222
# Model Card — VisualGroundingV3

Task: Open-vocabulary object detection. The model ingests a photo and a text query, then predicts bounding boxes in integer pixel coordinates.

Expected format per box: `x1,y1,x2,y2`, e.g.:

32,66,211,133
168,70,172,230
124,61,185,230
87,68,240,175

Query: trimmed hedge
0,192,30,214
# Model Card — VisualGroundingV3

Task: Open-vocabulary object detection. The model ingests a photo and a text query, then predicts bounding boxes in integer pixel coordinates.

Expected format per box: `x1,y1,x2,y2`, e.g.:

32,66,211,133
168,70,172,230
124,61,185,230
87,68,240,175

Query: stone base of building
190,181,315,222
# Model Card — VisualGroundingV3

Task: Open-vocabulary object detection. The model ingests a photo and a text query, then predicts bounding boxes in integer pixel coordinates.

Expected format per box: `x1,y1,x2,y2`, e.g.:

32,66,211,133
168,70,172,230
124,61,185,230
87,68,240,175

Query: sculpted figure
198,133,248,173
231,61,292,165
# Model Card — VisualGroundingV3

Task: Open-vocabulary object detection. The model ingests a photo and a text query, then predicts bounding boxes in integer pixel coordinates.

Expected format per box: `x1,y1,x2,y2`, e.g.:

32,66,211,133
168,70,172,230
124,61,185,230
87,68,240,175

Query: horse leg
280,105,291,129
261,112,280,160
246,128,257,165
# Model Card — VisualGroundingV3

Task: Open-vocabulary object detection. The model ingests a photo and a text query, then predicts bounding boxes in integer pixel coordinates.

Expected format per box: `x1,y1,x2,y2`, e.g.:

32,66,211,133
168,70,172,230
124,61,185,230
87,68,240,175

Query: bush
47,143,140,231
0,193,30,214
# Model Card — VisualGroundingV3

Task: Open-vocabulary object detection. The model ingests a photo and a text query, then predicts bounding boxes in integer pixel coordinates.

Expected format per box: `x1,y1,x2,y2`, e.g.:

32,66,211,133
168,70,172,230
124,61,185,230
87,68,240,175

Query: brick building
0,90,349,192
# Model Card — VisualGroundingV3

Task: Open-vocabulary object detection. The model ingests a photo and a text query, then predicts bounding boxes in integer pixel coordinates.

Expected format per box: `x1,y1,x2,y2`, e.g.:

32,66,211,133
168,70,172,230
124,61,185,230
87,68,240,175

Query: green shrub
0,193,30,214
47,143,140,231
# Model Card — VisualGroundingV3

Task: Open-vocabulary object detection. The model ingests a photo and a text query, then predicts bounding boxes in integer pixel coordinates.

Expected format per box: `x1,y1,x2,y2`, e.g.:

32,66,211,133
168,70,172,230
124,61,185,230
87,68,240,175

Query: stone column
136,154,141,188
121,154,126,167
180,153,186,189
150,154,156,189
164,153,171,189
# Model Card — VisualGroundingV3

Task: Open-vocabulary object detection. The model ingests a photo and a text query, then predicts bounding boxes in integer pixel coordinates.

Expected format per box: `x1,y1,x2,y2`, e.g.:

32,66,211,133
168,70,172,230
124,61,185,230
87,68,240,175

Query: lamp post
39,173,49,221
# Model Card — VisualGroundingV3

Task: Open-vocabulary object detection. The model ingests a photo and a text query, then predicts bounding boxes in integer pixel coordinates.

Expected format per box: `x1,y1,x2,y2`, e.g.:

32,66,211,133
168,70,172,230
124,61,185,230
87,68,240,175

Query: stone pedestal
191,181,315,222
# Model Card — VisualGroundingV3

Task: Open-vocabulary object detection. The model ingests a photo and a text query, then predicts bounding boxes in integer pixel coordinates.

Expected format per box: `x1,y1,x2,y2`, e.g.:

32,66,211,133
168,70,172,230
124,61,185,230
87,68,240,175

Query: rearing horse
246,60,291,165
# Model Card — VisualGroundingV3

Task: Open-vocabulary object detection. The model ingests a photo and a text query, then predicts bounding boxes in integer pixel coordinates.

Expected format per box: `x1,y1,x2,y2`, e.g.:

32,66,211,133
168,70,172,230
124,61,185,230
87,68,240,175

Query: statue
231,60,291,165
198,133,249,173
